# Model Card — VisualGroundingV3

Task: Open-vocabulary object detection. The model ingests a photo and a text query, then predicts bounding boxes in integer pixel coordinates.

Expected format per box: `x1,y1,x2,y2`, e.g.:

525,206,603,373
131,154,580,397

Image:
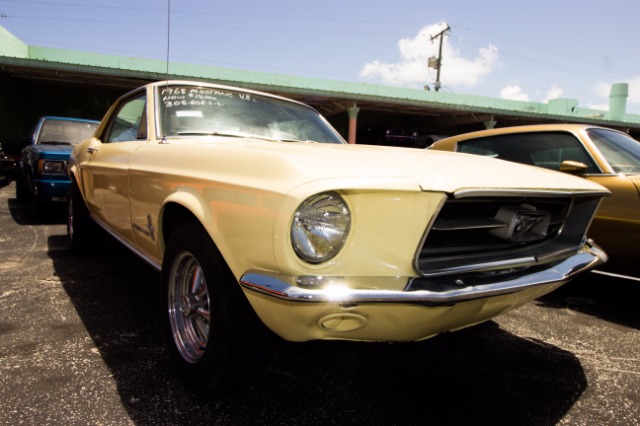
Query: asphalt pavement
0,180,638,425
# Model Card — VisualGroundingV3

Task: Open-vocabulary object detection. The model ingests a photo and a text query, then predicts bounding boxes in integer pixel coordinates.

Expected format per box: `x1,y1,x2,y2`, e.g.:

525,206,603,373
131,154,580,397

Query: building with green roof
1,24,638,146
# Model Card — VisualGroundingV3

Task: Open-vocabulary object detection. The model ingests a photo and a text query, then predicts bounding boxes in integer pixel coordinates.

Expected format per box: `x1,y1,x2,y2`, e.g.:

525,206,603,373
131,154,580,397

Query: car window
37,119,98,145
105,95,147,143
158,85,345,144
587,128,640,174
457,132,600,173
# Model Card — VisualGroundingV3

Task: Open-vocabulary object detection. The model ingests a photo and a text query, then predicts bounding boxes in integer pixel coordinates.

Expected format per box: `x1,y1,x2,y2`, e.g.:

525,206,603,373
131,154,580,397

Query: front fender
156,185,282,281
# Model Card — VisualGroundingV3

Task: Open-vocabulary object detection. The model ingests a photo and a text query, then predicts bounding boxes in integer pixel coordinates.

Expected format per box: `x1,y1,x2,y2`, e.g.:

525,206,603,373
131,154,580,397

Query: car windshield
37,119,98,145
456,132,601,173
587,128,640,174
157,85,345,144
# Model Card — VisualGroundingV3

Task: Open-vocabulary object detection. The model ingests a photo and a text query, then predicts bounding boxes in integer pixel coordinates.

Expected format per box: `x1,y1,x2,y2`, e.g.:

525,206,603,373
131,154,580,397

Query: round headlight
291,192,351,264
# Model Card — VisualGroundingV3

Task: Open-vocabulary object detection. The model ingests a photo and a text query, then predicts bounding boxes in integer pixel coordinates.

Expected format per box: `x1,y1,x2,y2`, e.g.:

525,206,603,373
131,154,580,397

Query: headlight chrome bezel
291,191,351,264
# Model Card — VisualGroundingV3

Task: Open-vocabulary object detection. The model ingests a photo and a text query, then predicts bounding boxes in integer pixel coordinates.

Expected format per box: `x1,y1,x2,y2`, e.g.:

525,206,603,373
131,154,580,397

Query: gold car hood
624,174,640,195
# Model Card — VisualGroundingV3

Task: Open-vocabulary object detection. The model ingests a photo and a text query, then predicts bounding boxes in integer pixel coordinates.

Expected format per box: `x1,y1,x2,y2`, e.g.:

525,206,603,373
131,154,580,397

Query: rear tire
67,181,102,252
162,219,271,396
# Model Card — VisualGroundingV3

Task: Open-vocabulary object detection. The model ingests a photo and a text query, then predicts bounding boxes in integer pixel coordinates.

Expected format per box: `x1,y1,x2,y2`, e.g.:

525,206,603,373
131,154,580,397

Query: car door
81,92,148,246
582,172,640,279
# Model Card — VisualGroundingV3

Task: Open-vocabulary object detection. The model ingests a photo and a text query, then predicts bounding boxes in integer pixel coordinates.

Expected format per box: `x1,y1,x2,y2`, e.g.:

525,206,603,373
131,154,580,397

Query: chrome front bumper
239,240,607,306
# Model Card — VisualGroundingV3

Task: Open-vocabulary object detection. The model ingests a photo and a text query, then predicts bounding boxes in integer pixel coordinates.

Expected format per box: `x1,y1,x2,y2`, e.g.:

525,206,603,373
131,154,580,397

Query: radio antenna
165,0,171,78
162,0,171,142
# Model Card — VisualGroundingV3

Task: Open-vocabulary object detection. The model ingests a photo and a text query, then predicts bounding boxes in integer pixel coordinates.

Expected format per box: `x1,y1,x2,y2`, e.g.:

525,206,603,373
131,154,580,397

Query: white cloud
543,84,564,103
500,84,568,104
359,22,499,88
587,103,609,111
500,85,529,101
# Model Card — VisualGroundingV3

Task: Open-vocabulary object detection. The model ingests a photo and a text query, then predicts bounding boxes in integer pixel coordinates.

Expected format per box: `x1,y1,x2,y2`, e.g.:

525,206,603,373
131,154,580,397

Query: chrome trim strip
412,196,447,275
416,256,538,277
240,241,607,305
418,240,594,278
431,217,506,231
453,189,610,199
591,270,640,282
582,173,618,177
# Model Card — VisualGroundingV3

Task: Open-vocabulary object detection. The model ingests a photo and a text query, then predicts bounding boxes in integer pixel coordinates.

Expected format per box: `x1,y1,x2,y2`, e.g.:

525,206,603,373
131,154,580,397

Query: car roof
139,80,319,112
429,123,622,150
41,116,100,124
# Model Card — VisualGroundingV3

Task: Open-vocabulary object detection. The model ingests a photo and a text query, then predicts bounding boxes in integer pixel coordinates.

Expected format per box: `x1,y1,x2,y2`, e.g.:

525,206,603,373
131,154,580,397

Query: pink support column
347,104,359,144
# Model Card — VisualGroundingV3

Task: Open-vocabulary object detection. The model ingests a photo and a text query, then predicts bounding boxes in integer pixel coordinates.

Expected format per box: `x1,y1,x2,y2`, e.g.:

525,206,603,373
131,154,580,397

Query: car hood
624,174,640,196
32,144,74,154
152,139,609,196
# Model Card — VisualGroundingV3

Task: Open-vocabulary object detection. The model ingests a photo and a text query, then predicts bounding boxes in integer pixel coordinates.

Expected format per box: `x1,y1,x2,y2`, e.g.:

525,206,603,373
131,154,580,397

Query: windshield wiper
175,131,320,144
177,131,243,137
39,141,72,145
176,131,285,142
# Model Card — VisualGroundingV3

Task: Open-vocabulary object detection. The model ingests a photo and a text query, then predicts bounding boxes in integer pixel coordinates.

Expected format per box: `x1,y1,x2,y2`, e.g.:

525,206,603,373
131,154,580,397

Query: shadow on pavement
48,234,588,426
8,197,66,226
538,272,640,330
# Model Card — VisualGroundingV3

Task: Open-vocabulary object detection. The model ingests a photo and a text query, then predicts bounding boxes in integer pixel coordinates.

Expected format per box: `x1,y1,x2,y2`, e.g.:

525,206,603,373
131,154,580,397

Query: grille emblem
491,205,551,242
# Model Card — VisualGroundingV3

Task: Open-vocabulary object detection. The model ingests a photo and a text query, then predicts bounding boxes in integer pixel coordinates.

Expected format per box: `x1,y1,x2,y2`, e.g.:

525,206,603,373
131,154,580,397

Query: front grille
417,195,601,275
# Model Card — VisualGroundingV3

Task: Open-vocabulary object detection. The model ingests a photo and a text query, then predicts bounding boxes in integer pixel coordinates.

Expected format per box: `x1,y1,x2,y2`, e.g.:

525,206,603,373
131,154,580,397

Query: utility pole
428,25,450,91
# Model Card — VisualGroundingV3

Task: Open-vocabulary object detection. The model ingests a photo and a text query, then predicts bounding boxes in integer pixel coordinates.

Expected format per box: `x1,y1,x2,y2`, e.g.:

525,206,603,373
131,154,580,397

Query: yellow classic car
430,124,640,279
68,81,608,396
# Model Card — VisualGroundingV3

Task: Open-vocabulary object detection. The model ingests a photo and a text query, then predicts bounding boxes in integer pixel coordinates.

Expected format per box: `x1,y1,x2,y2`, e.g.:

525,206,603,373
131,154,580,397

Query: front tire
162,219,271,396
15,167,29,203
34,195,49,220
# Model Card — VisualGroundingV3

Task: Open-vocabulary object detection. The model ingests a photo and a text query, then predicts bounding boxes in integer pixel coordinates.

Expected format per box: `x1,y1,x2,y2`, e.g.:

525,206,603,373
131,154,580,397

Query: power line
2,1,638,89
453,24,640,75
3,1,637,78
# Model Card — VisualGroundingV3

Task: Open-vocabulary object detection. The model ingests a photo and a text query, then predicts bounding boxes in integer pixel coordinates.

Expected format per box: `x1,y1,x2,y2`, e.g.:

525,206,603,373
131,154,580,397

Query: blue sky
1,0,639,113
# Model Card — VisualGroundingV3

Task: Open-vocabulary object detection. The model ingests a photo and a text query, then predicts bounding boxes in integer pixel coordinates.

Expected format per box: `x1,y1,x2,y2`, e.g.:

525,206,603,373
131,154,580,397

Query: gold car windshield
456,132,601,173
157,85,345,144
587,128,640,174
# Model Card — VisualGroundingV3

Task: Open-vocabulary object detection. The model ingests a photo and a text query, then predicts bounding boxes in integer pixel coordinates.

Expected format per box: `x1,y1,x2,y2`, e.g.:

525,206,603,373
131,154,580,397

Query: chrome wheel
162,219,271,395
168,251,211,364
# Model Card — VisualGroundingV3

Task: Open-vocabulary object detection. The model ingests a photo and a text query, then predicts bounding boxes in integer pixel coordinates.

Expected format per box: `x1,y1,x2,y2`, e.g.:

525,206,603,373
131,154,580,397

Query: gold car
69,82,608,396
430,124,640,278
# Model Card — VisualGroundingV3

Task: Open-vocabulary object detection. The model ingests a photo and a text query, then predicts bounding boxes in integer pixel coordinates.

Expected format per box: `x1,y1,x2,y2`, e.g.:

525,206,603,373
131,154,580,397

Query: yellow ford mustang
69,81,608,395
430,124,640,279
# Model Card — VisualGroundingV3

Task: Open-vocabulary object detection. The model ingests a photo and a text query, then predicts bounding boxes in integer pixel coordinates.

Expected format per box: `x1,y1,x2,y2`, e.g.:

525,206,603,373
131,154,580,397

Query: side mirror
559,160,588,175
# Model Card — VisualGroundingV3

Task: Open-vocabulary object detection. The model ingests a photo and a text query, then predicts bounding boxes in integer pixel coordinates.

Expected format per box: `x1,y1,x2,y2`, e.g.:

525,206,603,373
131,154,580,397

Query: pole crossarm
429,25,450,91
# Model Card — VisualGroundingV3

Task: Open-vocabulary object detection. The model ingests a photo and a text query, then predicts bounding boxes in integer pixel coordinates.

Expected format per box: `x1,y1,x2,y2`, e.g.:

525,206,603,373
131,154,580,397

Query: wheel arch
68,173,86,206
159,199,234,275
160,202,200,251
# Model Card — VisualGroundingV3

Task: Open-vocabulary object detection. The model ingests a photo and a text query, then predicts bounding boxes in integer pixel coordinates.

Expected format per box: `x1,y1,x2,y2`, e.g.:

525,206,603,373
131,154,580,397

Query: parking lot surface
0,181,639,425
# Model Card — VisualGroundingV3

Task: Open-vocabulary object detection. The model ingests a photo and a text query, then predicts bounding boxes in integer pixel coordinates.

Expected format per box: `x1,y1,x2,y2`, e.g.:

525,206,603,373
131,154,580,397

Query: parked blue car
16,116,99,215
